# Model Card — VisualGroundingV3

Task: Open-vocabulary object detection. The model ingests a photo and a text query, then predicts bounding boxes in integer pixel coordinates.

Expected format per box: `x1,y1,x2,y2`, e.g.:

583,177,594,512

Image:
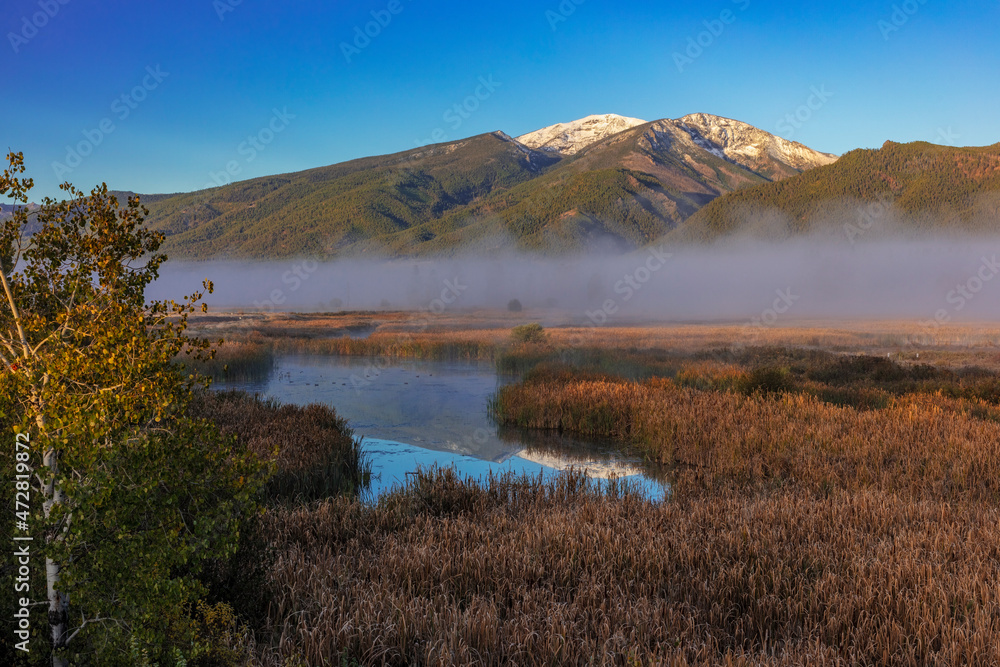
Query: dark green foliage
682,140,1000,240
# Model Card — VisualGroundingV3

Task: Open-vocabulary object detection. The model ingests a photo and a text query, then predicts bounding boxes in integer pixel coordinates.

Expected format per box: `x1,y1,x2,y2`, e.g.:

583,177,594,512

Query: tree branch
64,614,125,646
0,268,29,357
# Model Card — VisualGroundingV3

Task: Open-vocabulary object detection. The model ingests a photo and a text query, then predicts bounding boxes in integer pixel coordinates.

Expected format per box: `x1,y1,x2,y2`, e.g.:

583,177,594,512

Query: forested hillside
135,116,835,258
679,141,1000,240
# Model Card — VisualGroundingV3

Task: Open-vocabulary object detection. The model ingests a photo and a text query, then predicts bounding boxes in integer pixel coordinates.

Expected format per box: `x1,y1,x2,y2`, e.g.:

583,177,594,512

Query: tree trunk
39,410,69,667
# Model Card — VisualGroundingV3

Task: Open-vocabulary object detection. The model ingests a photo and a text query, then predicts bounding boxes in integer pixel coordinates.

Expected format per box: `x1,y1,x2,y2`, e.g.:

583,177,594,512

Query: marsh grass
182,338,276,382
189,390,370,640
190,390,369,503
178,318,1000,665
492,371,1000,501
253,469,1000,666
282,333,499,360
496,345,1000,409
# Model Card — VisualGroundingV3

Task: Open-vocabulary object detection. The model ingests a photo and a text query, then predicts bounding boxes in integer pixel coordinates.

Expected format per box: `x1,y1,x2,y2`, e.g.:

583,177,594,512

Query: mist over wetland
186,235,1000,509
152,237,1000,322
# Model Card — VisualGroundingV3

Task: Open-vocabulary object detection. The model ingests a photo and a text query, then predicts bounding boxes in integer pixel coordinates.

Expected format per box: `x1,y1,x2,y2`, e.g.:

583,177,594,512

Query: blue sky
3,0,998,200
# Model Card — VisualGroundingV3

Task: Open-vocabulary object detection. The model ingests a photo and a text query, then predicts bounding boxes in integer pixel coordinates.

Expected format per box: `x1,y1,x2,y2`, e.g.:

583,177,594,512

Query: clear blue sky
3,0,998,200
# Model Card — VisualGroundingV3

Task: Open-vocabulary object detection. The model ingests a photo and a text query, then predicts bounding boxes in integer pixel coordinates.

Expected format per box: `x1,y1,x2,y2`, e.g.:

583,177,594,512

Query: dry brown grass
188,390,370,652
189,390,369,502
539,321,1000,357
179,314,1000,665
492,373,1000,501
252,470,1000,666
179,336,277,382
279,330,504,360
190,311,1000,373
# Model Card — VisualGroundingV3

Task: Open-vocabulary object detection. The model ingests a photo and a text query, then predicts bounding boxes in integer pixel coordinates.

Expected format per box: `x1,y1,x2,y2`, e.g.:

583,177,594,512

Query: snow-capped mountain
515,112,838,178
516,113,648,155
143,110,845,259
675,113,838,179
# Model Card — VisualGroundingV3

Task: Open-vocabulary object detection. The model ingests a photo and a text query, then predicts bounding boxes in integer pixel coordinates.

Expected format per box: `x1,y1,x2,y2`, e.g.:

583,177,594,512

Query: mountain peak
516,113,648,156
138,111,848,259
675,112,838,178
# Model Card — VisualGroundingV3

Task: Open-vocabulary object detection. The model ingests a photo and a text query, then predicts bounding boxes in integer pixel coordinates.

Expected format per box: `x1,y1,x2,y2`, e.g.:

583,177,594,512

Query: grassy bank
493,373,1000,497
182,390,371,664
182,338,277,382
180,330,502,383
280,333,500,361
190,390,370,502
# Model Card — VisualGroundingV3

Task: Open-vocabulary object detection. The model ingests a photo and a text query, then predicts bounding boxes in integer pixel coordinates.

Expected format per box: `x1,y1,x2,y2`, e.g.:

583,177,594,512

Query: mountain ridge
678,140,1000,241
129,113,841,259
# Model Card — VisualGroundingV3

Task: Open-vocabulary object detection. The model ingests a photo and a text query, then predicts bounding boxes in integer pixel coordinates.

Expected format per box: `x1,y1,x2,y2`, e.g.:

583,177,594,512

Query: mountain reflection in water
215,354,669,500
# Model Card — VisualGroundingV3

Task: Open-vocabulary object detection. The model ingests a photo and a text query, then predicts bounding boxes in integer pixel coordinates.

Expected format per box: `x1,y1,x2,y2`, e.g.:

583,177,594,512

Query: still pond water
217,355,669,501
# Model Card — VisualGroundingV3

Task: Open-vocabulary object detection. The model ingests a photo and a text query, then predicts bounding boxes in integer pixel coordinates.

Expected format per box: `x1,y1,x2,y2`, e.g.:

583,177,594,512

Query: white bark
39,414,69,667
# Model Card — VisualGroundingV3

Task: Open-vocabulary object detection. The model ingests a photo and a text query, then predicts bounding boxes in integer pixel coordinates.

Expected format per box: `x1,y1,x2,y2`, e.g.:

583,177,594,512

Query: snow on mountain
675,113,838,175
515,112,838,176
516,113,648,156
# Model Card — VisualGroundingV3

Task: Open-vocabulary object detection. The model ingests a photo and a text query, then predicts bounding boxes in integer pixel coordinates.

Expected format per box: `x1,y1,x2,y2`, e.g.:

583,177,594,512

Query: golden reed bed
255,471,1000,666
179,313,1000,664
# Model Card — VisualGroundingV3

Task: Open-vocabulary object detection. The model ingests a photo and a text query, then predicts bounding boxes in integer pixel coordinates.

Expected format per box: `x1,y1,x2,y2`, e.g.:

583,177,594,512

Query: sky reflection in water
218,354,669,501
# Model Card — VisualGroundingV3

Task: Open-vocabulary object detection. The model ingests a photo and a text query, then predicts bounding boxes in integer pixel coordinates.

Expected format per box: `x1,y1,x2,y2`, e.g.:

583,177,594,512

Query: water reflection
216,354,669,500
359,437,666,501
497,426,649,478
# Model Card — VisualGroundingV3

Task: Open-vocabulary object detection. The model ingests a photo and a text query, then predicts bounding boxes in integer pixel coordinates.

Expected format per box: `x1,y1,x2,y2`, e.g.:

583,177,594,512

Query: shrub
740,365,793,395
511,322,547,344
507,298,523,312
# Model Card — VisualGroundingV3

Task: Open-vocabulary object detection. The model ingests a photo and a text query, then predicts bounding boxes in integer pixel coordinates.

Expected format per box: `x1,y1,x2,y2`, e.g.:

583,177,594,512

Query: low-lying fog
147,237,999,325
